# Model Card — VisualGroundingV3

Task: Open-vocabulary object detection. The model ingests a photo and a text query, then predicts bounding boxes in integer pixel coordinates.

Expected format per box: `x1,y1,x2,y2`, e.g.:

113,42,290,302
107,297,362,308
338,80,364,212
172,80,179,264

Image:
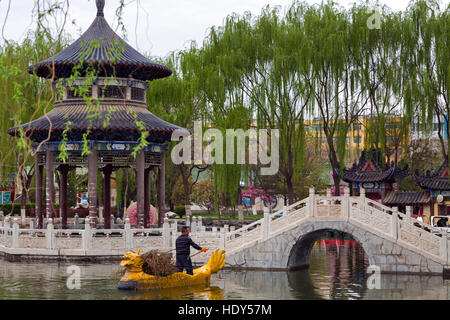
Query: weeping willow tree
147,49,210,217
402,0,449,164
300,3,370,195
347,5,408,164
190,6,312,205
0,30,67,202
211,106,252,217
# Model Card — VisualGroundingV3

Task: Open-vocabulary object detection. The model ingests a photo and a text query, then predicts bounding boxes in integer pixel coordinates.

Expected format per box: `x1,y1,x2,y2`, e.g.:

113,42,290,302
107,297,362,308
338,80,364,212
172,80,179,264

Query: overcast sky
0,0,445,58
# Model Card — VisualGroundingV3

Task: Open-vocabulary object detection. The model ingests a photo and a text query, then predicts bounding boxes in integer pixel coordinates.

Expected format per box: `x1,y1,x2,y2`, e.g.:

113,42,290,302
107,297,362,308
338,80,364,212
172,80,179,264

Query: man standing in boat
176,226,208,275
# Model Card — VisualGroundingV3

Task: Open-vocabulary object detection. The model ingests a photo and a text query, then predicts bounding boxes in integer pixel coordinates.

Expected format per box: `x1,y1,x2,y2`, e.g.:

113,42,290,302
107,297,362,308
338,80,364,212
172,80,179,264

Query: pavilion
413,159,450,218
7,0,188,229
338,149,409,201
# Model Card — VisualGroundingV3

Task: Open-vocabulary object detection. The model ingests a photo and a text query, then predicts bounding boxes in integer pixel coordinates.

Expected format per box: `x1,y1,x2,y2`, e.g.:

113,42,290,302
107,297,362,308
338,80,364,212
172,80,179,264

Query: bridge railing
0,216,170,253
224,186,448,266
349,188,448,264
269,198,308,235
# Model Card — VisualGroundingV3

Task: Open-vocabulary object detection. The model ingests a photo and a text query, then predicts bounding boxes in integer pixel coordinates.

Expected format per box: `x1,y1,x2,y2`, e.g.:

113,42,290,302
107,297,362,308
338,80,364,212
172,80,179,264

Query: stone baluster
440,231,448,263
4,216,10,228
124,218,132,250
12,218,19,249
391,207,398,241
3,216,9,243
360,187,366,211
46,218,54,250
342,187,350,220
220,225,226,250
74,214,79,229
406,206,412,217
163,217,171,250
83,217,92,250
230,225,235,240
263,210,270,240
308,187,315,218
197,216,202,233
191,216,198,233
238,205,244,222
172,219,178,234
20,206,26,223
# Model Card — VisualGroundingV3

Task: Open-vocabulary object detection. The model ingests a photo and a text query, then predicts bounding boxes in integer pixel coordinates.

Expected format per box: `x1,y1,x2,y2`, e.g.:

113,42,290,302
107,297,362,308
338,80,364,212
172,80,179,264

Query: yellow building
304,116,408,164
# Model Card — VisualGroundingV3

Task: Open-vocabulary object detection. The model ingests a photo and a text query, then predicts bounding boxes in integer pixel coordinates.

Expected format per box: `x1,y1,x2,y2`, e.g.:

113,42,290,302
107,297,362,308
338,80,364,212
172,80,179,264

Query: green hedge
0,204,35,215
0,203,61,215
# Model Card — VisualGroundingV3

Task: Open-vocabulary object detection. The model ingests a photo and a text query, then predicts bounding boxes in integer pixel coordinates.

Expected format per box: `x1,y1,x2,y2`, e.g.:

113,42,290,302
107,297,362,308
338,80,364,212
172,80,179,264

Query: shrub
174,206,186,219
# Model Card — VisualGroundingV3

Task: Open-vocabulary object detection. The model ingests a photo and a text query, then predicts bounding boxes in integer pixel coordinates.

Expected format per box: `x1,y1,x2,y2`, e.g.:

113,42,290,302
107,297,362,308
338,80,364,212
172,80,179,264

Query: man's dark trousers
176,254,194,275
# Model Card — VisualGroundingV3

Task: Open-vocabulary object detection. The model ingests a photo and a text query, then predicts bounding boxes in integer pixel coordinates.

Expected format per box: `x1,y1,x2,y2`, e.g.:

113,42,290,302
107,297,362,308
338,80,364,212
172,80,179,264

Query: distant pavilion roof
382,191,431,206
339,149,409,184
28,0,172,81
413,160,450,191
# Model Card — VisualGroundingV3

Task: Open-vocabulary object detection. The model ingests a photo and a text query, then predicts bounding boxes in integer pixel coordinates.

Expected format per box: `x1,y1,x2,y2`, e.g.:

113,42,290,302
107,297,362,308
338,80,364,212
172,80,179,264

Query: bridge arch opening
287,229,370,272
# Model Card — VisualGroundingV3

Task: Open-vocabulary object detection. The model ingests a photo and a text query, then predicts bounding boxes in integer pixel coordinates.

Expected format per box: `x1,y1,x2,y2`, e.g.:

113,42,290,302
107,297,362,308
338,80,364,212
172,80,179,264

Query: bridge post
263,210,270,240
221,225,227,250
308,187,315,218
359,187,366,211
342,187,350,220
12,218,19,249
124,218,132,250
45,218,54,250
440,232,448,264
406,206,412,217
391,207,398,241
163,217,171,250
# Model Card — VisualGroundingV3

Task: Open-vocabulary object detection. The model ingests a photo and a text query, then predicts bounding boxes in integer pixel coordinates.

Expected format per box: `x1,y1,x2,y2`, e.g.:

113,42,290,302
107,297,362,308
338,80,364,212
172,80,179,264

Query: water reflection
120,285,224,300
303,238,370,300
0,238,448,300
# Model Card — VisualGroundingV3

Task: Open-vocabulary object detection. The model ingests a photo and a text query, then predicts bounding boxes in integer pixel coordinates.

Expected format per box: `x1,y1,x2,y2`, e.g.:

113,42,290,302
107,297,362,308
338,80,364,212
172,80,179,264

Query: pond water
0,239,448,300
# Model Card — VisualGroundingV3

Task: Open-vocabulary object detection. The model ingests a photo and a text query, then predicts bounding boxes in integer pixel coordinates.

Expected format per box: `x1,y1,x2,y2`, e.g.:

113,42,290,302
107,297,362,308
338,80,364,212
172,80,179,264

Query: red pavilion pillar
144,167,150,228
88,150,98,228
35,157,43,229
157,153,166,228
45,149,55,220
136,150,145,229
59,164,69,229
103,165,112,229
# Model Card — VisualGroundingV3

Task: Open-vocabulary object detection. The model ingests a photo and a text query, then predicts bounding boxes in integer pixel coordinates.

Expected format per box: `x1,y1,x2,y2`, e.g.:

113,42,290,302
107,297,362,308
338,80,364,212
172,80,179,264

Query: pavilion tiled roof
339,150,409,184
382,191,431,206
8,103,188,143
413,160,450,191
28,0,172,81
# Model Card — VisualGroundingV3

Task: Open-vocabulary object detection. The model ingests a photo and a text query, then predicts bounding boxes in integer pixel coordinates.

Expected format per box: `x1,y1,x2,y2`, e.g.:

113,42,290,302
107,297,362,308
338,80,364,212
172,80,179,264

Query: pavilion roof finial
96,0,105,17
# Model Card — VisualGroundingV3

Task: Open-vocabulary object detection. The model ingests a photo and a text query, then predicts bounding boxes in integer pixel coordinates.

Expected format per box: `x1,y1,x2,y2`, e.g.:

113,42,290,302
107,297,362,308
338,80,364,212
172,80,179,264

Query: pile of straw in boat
141,250,177,277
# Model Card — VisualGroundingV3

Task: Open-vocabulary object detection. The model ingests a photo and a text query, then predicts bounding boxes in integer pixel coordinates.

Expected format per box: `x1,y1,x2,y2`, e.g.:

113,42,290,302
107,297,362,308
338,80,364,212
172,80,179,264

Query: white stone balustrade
0,189,448,274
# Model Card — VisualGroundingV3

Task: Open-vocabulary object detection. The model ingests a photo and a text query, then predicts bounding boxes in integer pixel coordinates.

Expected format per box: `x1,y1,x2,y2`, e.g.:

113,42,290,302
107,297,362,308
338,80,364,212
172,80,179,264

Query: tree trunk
329,144,341,196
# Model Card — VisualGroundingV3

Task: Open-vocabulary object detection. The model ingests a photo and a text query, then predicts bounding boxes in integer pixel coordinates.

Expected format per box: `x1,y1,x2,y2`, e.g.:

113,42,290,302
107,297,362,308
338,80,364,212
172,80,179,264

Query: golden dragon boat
117,248,226,290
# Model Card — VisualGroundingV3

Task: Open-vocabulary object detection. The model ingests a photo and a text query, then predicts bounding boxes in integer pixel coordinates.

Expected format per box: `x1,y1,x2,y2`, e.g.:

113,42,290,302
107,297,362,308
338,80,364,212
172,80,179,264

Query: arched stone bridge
222,188,450,276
